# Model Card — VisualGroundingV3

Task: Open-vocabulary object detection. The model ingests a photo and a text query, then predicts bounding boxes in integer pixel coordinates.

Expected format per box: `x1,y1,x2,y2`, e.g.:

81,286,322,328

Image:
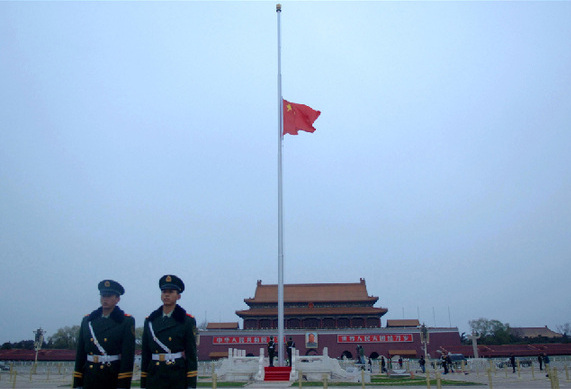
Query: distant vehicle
442,354,467,370
0,362,10,371
497,358,532,368
448,353,467,366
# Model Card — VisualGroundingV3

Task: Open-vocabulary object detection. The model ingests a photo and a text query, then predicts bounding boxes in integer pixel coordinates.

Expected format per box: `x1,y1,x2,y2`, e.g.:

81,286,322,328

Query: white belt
87,354,121,363
152,352,183,362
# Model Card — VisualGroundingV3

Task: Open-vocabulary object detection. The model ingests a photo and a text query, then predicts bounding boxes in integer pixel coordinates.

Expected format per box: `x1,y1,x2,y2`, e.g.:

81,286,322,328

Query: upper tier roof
236,306,388,317
244,278,379,304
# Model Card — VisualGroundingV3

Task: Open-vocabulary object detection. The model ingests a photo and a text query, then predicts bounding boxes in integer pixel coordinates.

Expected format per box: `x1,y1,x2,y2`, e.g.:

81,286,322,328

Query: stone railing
294,347,371,383
209,346,371,383
213,347,262,381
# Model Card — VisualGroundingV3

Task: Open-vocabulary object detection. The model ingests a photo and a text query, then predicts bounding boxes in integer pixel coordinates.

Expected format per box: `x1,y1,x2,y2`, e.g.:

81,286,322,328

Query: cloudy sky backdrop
1,1,570,344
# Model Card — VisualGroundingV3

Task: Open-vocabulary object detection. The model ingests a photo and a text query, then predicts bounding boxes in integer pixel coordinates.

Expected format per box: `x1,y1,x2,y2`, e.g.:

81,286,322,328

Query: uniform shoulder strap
88,321,107,356
148,321,171,353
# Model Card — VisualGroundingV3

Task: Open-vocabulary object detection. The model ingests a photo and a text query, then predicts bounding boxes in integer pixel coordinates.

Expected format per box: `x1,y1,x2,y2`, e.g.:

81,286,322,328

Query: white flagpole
276,3,285,367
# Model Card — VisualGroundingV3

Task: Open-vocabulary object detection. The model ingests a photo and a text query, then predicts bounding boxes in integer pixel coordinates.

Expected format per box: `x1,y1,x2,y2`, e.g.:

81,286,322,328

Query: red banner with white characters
337,334,413,343
213,336,274,345
212,334,414,345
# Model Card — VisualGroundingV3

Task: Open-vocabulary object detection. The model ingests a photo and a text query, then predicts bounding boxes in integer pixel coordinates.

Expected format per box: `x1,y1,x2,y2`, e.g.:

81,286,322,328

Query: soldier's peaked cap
98,279,125,296
159,274,185,293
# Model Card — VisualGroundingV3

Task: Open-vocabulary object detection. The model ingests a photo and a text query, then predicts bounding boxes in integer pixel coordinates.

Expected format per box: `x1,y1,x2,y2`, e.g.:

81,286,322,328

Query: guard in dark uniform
141,275,198,389
73,280,136,389
267,336,275,367
286,337,295,367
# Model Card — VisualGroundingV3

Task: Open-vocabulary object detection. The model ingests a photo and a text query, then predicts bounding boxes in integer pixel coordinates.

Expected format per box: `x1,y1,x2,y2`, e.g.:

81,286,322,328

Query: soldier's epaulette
124,313,132,317
186,313,194,318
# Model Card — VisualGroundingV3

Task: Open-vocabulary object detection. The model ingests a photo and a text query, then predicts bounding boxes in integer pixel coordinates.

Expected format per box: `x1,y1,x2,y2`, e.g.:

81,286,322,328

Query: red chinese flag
283,99,321,136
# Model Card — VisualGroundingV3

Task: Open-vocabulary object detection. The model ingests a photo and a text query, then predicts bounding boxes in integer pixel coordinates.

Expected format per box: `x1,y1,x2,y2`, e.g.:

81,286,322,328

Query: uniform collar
88,306,125,323
148,304,187,323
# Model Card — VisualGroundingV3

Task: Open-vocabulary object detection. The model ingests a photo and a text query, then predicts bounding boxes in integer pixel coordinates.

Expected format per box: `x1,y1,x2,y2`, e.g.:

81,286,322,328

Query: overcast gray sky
1,1,570,345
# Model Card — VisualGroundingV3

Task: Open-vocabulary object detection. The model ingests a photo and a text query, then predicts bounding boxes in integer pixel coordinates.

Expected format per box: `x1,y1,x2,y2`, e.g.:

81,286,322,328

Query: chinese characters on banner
337,334,414,343
212,334,414,345
213,336,273,345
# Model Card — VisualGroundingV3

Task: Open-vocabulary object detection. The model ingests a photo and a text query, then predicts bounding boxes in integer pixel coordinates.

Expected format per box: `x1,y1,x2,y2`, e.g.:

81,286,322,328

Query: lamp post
420,323,430,389
467,332,480,359
33,328,44,373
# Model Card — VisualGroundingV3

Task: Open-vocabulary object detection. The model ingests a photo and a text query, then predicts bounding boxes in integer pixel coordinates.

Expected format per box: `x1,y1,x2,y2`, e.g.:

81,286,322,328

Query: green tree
557,323,571,336
490,320,512,344
10,340,35,350
468,318,512,345
460,332,469,345
49,325,80,349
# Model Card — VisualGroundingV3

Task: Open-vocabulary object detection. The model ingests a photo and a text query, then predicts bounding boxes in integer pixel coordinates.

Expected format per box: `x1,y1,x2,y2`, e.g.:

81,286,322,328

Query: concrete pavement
1,368,570,389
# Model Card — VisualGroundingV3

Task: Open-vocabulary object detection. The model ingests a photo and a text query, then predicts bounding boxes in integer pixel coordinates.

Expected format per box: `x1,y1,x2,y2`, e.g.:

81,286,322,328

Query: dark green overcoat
73,306,136,389
140,305,197,389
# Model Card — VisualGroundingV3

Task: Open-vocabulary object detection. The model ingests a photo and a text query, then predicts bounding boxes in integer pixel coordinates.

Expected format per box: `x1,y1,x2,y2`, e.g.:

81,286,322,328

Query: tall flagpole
276,3,285,367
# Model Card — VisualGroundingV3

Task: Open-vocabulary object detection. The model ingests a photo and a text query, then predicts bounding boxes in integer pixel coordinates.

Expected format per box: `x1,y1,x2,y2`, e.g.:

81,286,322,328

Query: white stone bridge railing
295,347,370,383
210,347,263,382
208,347,371,383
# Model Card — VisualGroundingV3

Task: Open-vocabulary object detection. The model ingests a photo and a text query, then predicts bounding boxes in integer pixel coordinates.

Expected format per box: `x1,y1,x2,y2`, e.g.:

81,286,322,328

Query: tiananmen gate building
197,279,462,361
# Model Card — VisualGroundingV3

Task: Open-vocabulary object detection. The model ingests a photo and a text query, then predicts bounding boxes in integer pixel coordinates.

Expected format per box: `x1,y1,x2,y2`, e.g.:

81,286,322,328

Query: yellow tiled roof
245,279,378,304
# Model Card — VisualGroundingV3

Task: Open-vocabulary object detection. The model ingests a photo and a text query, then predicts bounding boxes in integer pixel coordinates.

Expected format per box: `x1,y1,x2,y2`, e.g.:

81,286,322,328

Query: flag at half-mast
283,99,321,136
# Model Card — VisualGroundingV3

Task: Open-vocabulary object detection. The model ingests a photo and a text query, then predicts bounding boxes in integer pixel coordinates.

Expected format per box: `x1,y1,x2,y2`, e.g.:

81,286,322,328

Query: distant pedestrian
398,357,403,368
419,355,426,373
441,354,449,374
543,353,550,366
356,345,365,365
538,354,543,371
381,356,387,373
446,354,454,373
510,354,516,373
543,353,550,377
